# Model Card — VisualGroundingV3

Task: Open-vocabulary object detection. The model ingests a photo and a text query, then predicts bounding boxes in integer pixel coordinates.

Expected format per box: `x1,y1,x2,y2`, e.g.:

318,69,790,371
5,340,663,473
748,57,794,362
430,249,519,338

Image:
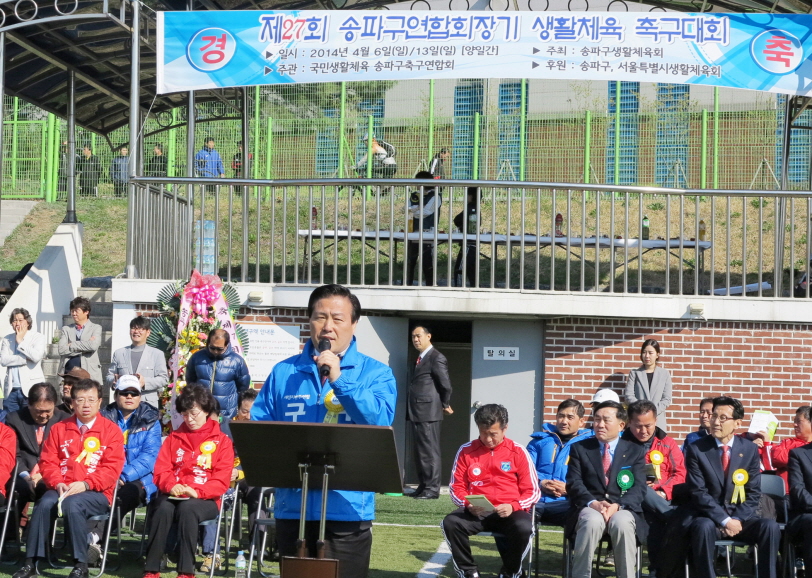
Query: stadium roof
2,0,809,139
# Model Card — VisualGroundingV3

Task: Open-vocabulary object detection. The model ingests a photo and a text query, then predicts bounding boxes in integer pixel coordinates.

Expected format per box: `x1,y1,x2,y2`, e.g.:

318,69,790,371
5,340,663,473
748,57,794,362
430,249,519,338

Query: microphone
317,339,331,377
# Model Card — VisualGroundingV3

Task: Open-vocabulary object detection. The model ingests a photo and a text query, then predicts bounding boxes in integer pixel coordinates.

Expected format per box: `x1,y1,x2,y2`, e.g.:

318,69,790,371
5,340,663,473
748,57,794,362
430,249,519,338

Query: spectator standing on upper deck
77,145,102,196
429,148,450,179
196,137,225,179
146,144,168,178
625,339,672,430
110,146,130,197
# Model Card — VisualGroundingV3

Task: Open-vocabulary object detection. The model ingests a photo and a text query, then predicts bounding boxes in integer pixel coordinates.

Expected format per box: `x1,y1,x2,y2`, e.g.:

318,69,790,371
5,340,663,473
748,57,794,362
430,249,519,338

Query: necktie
721,445,730,475
603,443,612,486
35,426,44,445
79,424,89,439
416,356,421,366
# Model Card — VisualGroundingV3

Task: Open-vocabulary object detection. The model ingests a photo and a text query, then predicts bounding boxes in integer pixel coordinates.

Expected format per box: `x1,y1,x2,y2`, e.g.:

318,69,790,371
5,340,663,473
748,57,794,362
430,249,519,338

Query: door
470,319,543,444
353,315,410,478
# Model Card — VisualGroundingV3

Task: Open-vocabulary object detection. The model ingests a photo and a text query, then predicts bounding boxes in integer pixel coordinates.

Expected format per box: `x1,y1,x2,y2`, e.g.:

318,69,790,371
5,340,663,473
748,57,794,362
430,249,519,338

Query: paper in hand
465,494,496,513
749,410,779,442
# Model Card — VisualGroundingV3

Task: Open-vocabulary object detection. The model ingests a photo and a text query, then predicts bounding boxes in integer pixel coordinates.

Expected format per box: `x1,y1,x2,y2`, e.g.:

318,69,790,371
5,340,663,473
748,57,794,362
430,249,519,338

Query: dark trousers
3,389,28,413
787,514,812,572
442,507,534,577
536,499,570,527
144,494,218,574
454,243,477,287
412,420,442,495
26,490,109,563
276,518,372,578
686,515,780,578
407,242,435,286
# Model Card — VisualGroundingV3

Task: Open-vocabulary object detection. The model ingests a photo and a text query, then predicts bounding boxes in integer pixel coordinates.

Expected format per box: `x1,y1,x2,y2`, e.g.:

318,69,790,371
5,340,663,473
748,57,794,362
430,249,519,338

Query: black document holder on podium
231,421,403,578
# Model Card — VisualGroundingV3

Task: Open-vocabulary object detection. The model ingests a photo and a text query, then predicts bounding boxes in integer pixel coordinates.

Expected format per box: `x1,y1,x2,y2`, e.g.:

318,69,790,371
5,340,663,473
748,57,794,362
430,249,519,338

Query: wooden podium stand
230,421,403,578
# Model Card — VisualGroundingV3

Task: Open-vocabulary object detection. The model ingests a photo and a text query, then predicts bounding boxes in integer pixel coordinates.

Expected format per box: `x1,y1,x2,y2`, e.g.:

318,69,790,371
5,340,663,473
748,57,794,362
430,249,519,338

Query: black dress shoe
12,564,37,578
68,566,89,578
415,492,440,499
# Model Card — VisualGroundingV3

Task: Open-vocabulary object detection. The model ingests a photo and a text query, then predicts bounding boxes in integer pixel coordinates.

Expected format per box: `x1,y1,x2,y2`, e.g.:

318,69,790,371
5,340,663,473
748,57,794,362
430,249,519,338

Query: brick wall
543,318,812,444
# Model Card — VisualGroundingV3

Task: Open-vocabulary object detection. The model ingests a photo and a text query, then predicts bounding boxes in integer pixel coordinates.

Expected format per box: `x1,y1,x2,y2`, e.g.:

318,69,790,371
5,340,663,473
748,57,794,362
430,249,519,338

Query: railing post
338,82,347,179
265,116,273,180
365,115,373,199
45,113,57,202
428,79,435,163
613,80,621,187
713,86,719,189
253,85,260,180
64,70,77,225
776,95,793,297
519,78,527,181
124,0,140,277
473,112,481,179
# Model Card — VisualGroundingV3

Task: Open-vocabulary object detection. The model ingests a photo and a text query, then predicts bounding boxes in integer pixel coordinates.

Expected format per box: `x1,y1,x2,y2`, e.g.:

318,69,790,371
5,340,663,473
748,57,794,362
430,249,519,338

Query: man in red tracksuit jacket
442,404,540,578
13,379,124,578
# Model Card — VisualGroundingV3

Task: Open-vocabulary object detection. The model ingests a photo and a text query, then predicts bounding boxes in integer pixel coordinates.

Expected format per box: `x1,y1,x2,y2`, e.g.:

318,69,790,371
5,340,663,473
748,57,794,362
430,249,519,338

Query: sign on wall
241,322,301,383
158,10,812,96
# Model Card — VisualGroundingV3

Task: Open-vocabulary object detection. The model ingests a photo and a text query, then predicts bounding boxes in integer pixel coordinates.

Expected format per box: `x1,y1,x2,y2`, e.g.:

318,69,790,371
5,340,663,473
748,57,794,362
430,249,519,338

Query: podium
230,421,403,578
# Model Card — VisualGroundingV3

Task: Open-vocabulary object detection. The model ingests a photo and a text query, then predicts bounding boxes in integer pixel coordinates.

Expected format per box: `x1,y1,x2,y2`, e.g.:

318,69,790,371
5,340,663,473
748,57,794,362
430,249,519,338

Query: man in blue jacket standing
93,375,161,562
195,137,225,191
185,328,251,419
251,284,397,578
527,398,593,526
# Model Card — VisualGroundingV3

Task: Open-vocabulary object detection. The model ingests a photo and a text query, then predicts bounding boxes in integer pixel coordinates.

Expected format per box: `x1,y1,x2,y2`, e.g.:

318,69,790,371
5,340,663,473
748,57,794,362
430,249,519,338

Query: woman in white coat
624,338,672,430
0,308,46,412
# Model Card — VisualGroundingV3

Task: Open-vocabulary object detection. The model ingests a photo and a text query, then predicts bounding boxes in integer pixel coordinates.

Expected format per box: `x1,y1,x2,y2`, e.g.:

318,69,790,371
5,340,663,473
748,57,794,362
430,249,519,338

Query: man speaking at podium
251,284,397,578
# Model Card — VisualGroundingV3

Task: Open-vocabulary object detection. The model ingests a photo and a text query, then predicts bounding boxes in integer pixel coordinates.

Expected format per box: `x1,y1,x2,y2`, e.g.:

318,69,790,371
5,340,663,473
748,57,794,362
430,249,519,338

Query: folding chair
47,483,122,578
198,493,228,578
684,540,758,578
759,474,792,578
0,464,20,564
476,504,536,577
532,517,566,578
247,488,275,578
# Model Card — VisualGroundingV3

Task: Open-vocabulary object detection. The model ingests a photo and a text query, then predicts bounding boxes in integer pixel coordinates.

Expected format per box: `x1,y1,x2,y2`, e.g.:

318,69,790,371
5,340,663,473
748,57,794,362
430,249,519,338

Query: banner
157,10,812,96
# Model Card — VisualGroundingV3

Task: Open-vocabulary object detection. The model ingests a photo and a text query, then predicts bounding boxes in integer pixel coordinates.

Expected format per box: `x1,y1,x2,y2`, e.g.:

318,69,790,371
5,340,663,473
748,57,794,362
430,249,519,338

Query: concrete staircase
0,201,38,247
42,284,114,392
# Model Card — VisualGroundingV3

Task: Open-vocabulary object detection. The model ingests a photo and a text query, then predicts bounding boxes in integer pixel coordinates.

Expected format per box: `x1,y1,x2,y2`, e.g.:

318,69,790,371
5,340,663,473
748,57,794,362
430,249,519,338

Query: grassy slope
0,199,128,278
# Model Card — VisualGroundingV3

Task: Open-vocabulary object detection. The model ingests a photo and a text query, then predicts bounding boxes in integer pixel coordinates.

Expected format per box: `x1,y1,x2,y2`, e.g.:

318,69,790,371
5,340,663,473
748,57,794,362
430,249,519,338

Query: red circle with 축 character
186,27,237,73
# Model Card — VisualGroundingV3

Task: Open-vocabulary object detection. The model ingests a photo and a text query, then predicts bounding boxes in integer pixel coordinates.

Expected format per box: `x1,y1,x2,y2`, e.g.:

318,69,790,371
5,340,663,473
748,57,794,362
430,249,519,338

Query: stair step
76,287,113,303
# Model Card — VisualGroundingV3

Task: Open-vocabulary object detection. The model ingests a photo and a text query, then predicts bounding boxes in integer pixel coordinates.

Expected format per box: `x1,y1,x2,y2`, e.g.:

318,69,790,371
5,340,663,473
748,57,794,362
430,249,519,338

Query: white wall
0,223,83,384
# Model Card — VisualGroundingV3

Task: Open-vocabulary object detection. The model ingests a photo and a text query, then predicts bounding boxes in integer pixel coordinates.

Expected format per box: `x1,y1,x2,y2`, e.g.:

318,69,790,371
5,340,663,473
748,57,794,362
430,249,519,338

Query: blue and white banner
157,10,812,95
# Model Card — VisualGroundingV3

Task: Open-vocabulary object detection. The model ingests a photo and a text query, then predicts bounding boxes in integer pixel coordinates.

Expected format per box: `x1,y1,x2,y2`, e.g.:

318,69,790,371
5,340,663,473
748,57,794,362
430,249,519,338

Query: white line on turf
416,540,452,578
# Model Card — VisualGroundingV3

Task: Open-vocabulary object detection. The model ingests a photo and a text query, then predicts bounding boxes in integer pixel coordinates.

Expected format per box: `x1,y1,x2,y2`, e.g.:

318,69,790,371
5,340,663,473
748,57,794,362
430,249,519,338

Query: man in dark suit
5,382,70,504
408,325,452,500
662,396,780,578
566,400,648,578
785,437,812,572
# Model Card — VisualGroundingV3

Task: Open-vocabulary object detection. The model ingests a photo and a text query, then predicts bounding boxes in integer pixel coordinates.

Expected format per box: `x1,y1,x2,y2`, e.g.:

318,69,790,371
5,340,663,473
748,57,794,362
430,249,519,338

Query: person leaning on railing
142,383,234,578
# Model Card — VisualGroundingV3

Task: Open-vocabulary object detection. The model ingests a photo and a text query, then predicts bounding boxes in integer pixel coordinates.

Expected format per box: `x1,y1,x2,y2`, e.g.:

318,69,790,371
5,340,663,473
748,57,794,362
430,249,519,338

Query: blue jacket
195,147,225,178
110,155,129,184
527,423,594,503
682,427,710,453
251,337,397,521
100,401,162,500
185,344,251,420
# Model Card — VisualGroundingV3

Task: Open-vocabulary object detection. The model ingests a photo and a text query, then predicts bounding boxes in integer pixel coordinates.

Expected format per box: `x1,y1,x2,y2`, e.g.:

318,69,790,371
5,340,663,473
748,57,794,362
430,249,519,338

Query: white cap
591,388,620,404
115,374,141,392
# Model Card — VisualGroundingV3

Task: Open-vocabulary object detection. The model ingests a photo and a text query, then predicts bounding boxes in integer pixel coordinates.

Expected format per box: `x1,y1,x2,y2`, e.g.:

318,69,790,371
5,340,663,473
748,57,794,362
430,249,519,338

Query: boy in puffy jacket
527,398,593,526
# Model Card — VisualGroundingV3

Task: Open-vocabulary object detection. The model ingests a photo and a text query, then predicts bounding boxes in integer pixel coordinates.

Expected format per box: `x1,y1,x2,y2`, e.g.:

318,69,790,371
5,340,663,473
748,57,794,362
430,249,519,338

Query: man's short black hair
797,405,812,422
72,379,102,400
69,297,91,314
28,382,58,405
412,324,432,337
415,170,433,180
474,404,508,430
713,396,744,420
307,284,361,324
594,401,628,423
130,316,152,331
700,397,715,409
557,398,585,418
238,388,258,406
627,400,658,421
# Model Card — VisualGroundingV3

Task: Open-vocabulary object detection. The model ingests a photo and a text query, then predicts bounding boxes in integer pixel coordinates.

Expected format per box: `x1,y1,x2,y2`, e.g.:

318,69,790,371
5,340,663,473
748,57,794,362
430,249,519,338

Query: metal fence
6,79,812,200
130,176,812,299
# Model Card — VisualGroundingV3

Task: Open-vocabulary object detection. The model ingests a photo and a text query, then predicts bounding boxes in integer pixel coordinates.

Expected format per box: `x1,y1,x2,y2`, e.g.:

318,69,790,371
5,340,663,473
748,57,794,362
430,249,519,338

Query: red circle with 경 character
186,28,236,73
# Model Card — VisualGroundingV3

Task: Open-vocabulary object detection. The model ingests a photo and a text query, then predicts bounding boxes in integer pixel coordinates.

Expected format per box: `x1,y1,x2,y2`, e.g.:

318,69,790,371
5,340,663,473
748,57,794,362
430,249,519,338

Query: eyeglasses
181,408,204,420
118,391,141,398
74,398,98,406
710,414,734,423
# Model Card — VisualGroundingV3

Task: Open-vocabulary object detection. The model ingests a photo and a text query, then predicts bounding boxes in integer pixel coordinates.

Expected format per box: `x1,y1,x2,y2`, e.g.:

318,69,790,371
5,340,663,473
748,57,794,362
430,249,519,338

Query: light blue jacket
251,337,397,521
526,423,593,503
101,402,162,500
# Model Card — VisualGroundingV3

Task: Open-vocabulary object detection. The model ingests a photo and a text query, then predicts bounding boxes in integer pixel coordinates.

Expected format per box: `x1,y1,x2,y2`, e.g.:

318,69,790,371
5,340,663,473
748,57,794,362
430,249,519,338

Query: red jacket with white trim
0,423,16,497
449,436,540,513
39,416,125,504
153,418,233,508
